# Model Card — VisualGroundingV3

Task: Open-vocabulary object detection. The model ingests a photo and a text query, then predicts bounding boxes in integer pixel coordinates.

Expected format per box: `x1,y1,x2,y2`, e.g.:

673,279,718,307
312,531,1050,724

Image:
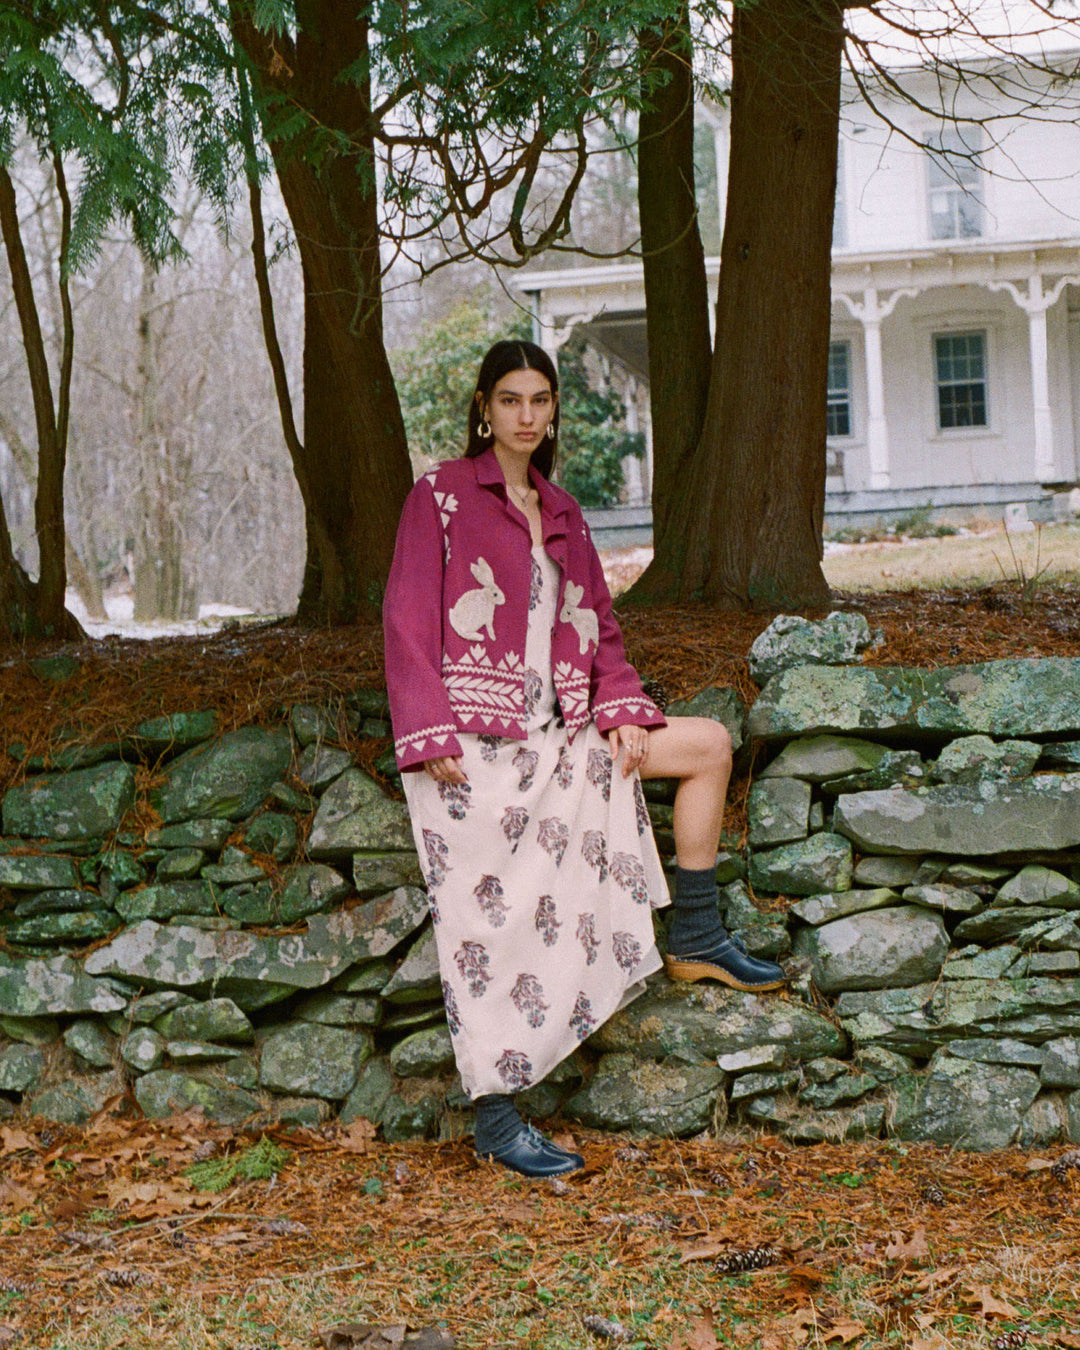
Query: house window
926,126,984,239
934,331,987,429
827,341,852,437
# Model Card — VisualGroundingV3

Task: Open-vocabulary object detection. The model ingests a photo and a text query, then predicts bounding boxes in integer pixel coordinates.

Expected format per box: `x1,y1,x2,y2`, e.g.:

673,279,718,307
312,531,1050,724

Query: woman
384,340,785,1178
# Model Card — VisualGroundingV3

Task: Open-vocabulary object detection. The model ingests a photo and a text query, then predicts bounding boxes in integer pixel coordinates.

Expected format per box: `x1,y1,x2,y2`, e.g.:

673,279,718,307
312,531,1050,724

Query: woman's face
480,368,557,462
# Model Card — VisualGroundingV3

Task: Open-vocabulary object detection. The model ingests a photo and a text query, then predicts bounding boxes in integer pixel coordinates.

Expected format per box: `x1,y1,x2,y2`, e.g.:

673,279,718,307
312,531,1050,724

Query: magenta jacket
383,449,666,771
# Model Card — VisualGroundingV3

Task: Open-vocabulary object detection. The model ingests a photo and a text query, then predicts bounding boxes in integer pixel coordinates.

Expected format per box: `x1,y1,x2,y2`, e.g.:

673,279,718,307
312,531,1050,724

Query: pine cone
1051,1148,1080,1183
582,1313,630,1341
102,1268,149,1289
991,1332,1028,1350
714,1244,779,1274
919,1182,946,1207
0,1279,26,1294
640,678,669,713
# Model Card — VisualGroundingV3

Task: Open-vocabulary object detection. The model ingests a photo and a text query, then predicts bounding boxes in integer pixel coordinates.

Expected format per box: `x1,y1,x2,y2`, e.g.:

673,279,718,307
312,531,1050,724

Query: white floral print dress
403,547,669,1098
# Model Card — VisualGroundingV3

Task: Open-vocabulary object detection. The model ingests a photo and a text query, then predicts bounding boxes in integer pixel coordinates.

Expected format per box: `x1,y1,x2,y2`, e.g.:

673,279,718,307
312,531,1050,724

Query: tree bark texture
623,4,713,605
233,3,413,625
641,0,841,609
0,164,80,639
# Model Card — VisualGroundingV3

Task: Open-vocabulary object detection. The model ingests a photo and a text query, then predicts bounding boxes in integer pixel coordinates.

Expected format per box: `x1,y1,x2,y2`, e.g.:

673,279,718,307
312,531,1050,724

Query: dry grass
822,522,1079,594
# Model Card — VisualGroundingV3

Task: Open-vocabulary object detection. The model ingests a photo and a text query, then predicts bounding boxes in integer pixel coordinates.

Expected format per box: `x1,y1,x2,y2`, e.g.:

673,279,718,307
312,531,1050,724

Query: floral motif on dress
612,930,643,973
534,894,561,946
555,745,574,789
569,991,597,1042
582,828,609,883
442,979,463,1034
510,973,550,1028
528,555,543,611
455,940,491,997
501,805,529,852
537,816,569,866
478,734,502,763
522,668,543,721
611,851,650,905
422,828,449,889
586,748,613,803
576,912,599,966
473,873,509,927
496,1048,533,1091
438,780,472,821
633,777,650,837
513,746,539,791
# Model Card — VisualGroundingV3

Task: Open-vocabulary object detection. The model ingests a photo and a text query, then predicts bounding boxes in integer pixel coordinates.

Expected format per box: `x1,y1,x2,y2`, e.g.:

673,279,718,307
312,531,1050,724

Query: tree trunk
0,163,81,639
646,0,842,609
622,4,713,605
232,3,413,625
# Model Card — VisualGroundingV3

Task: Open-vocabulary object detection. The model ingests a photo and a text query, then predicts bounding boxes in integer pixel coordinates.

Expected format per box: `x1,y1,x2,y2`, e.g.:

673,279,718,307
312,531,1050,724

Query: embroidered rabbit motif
559,581,598,655
449,557,505,641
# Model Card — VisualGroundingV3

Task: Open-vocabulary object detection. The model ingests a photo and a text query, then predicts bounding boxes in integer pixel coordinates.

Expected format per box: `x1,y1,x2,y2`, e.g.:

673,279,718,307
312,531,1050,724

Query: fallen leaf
823,1320,867,1343
0,1126,38,1157
339,1120,377,1154
963,1284,1021,1319
885,1227,930,1261
670,1311,719,1350
679,1240,729,1264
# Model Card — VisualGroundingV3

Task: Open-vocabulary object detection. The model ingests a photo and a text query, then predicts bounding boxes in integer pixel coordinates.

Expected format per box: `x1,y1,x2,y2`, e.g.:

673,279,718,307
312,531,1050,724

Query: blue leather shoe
665,935,787,992
477,1123,584,1177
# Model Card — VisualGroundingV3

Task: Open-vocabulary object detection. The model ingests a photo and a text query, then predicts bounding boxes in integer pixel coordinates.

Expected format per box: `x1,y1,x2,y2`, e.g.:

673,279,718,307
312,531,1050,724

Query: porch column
861,289,890,490
1026,274,1055,482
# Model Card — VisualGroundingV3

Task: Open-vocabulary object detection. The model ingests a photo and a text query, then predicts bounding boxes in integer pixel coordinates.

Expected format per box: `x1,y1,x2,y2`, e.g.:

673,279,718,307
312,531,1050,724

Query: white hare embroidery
449,558,505,641
560,581,599,654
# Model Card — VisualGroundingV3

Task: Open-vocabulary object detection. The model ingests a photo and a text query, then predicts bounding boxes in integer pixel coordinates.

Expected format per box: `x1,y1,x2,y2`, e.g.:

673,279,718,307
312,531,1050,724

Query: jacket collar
471,447,569,521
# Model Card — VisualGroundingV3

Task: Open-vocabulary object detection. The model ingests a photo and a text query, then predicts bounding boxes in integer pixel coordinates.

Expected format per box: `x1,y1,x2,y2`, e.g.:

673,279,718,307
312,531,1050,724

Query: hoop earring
545,423,555,440
478,419,492,439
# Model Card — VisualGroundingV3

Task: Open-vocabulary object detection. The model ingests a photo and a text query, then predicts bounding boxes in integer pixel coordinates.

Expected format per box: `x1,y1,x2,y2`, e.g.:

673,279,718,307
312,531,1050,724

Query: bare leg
638,715,787,992
638,715,732,868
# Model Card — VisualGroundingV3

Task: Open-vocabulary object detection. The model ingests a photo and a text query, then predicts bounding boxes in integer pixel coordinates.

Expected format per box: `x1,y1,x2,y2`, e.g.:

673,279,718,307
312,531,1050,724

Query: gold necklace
509,481,532,510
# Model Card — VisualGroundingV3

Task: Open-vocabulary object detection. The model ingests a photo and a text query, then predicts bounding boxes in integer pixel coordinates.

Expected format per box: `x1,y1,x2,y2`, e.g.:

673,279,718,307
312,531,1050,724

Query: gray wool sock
473,1094,525,1154
667,864,730,955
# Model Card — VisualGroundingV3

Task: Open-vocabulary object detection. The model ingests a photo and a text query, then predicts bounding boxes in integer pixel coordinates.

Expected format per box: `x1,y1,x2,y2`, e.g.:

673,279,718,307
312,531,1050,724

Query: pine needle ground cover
1,1116,1079,1350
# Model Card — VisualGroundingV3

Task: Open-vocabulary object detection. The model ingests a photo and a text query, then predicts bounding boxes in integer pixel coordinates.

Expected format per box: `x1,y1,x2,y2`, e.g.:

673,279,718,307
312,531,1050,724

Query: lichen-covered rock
389,1025,454,1077
115,882,221,923
751,658,1080,741
294,990,382,1027
790,888,899,927
852,856,923,889
748,833,853,896
901,885,984,917
996,865,1080,909
952,906,1065,943
381,1085,444,1142
64,1019,117,1068
3,762,136,841
794,906,948,994
759,735,887,783
0,952,128,1016
0,1043,46,1091
258,1023,372,1099
753,1098,885,1144
85,888,430,998
943,1036,1043,1069
747,778,811,846
3,909,119,946
242,813,298,862
122,1027,165,1073
155,849,206,882
835,775,1080,857
340,1057,395,1126
748,612,875,685
144,820,232,850
133,711,218,752
30,1072,115,1124
353,853,424,898
566,1053,725,1136
153,998,253,1043
1041,1036,1080,1088
0,854,80,890
890,1055,1040,1149
152,728,292,823
381,928,440,1005
308,769,414,857
931,734,1041,784
837,976,1080,1056
297,744,354,792
275,865,351,923
134,1069,260,1123
589,980,846,1062
664,686,747,756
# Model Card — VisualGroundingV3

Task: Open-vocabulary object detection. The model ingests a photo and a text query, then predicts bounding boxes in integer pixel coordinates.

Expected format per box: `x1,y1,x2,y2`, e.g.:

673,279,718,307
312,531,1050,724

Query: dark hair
465,339,560,478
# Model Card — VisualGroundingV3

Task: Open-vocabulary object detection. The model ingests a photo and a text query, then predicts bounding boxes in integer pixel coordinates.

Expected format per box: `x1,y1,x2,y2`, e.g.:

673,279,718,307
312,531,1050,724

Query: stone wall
4,628,1080,1150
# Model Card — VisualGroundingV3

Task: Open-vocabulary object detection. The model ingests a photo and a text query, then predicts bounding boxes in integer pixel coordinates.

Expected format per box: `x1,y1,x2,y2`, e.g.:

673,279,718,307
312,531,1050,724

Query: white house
517,52,1080,528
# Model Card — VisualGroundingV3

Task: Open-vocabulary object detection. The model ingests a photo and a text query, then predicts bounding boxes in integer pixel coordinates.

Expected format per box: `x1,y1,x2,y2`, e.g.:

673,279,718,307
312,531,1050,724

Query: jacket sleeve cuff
394,725,465,772
591,696,667,734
